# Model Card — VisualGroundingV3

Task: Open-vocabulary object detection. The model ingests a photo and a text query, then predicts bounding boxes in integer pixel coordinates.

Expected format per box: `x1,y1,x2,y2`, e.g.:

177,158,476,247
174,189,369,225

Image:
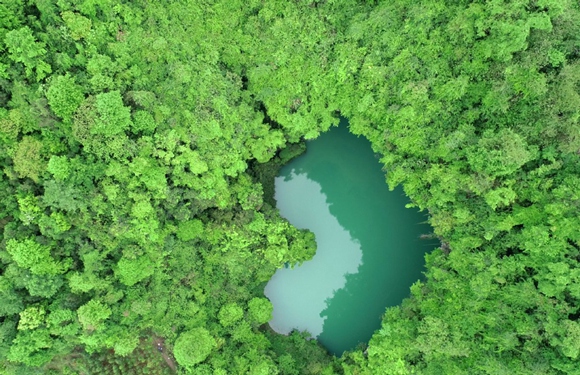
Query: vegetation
0,0,578,374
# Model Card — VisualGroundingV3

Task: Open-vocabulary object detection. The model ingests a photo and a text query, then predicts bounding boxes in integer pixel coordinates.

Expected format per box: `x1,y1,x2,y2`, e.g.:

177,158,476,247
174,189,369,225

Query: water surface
264,120,436,355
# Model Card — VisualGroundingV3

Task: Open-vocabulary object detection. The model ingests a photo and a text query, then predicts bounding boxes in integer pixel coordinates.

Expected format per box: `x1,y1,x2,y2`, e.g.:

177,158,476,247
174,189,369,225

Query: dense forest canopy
0,0,579,374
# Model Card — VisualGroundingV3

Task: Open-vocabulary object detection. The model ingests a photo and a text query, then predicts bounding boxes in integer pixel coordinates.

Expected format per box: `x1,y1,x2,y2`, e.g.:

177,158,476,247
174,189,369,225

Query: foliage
0,0,579,374
173,328,215,368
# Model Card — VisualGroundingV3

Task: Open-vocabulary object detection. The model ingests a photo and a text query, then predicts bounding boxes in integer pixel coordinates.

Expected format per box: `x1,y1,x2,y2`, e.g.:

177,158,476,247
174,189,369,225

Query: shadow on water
268,119,438,356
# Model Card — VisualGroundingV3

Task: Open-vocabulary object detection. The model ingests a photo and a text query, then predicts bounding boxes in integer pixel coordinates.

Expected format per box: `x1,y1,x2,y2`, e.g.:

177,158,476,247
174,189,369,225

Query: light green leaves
17,194,41,225
18,306,46,331
173,328,216,367
12,136,45,182
8,329,54,366
131,110,157,134
46,309,78,337
247,297,273,325
177,219,204,242
559,320,580,359
93,91,132,136
47,155,71,181
61,11,92,40
4,26,51,81
77,300,111,331
6,238,68,276
46,75,84,121
467,129,536,178
115,256,154,287
218,303,244,327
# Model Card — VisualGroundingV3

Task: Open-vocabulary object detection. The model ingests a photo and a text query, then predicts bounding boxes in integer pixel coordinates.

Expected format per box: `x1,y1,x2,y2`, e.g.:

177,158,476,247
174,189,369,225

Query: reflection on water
264,170,362,337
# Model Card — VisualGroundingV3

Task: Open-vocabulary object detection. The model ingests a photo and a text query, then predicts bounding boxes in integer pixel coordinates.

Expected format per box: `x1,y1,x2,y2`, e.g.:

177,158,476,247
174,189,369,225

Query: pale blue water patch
264,171,362,337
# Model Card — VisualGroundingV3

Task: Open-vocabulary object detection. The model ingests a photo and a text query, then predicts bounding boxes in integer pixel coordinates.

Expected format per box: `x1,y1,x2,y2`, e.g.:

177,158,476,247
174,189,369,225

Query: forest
0,0,579,374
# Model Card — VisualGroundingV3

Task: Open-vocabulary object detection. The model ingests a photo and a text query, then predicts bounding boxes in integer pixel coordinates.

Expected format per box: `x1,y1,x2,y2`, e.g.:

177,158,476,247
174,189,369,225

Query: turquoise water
264,120,437,355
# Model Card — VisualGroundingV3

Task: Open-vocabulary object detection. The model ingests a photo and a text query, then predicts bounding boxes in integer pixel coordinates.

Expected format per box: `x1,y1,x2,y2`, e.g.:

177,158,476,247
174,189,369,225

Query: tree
77,300,111,332
17,306,46,331
247,297,273,326
0,276,23,317
115,255,154,287
2,0,579,373
218,303,244,327
7,329,55,366
6,238,68,276
46,309,79,337
176,219,204,242
60,11,92,41
4,26,52,81
46,155,71,181
46,75,84,122
173,328,216,368
12,136,45,182
93,91,132,137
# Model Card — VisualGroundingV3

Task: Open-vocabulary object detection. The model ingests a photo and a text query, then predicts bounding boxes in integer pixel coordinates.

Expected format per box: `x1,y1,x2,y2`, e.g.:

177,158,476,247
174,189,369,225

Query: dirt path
152,336,177,372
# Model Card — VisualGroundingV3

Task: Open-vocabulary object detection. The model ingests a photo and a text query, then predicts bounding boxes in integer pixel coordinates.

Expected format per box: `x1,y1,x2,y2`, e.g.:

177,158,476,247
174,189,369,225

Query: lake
264,119,437,355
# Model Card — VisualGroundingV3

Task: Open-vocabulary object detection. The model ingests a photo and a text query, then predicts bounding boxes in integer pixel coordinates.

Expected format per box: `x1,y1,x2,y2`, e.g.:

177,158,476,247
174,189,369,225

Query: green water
264,120,436,356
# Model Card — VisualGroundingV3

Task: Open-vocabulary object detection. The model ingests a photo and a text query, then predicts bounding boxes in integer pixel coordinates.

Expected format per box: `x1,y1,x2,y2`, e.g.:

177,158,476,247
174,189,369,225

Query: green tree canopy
173,328,216,368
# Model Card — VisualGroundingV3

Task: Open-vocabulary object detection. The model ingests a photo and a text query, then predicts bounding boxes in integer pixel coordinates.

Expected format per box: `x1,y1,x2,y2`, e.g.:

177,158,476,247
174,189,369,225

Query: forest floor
152,336,177,372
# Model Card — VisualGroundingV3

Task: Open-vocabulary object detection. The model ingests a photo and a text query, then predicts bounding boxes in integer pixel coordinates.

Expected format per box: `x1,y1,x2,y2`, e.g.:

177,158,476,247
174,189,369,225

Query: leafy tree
115,256,154,287
46,75,84,122
6,238,68,276
17,306,46,331
218,303,244,327
23,273,64,298
60,11,92,41
46,156,71,181
46,309,78,337
247,297,273,326
12,136,45,182
4,26,52,81
77,300,112,332
8,329,55,366
173,328,216,368
93,91,132,137
176,219,204,242
0,276,23,317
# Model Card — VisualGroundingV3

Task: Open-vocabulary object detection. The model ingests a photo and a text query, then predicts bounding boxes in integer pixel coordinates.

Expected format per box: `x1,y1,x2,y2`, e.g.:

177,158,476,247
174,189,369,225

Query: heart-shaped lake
264,119,437,355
